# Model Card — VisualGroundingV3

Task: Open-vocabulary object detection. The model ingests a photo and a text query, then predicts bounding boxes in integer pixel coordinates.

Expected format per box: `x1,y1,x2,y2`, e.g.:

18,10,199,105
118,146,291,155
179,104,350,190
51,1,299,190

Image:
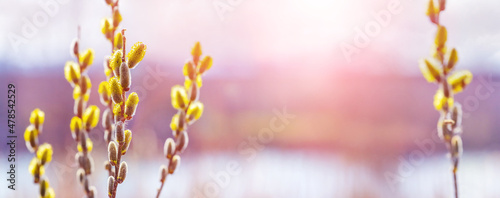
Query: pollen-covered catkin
64,31,99,198
156,42,214,197
418,1,470,197
100,2,147,197
24,109,55,197
109,77,123,104
127,42,147,69
124,92,139,119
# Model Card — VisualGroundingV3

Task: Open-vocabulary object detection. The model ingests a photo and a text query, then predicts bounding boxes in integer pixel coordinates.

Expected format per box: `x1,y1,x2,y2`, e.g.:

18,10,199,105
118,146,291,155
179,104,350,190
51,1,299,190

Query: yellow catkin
171,85,189,109
79,49,95,69
127,42,147,69
124,92,139,118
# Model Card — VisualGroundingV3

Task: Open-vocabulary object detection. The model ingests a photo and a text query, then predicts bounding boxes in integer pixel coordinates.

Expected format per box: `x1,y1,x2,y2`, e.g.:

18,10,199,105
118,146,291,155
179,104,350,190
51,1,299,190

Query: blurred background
1,0,500,197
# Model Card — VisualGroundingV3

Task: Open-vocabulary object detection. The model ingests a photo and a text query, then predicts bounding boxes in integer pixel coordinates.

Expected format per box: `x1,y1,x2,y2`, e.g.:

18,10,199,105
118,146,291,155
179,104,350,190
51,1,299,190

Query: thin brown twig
156,179,166,198
435,9,460,198
453,162,459,198
156,106,188,198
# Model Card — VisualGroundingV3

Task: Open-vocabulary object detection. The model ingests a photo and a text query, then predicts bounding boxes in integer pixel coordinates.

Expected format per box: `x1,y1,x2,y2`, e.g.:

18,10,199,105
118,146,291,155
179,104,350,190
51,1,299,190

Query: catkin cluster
64,33,100,198
99,1,146,197
101,0,123,56
419,0,472,197
156,42,213,198
24,109,55,198
99,0,123,178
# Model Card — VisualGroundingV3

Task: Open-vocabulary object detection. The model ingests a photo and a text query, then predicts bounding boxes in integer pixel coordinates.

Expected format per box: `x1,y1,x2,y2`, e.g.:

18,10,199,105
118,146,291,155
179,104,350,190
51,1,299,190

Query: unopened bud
78,155,90,174
108,141,118,166
102,108,113,131
163,138,176,159
168,155,180,174
159,165,168,182
117,161,128,183
85,155,95,174
104,161,112,171
71,38,79,58
176,131,188,153
75,152,84,167
119,62,131,90
76,168,85,184
107,176,115,197
115,122,125,143
104,129,112,143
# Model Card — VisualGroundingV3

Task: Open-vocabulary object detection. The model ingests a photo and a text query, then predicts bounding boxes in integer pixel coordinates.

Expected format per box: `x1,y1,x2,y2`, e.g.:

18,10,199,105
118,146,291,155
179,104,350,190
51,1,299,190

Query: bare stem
156,180,165,198
122,29,127,62
453,162,459,198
